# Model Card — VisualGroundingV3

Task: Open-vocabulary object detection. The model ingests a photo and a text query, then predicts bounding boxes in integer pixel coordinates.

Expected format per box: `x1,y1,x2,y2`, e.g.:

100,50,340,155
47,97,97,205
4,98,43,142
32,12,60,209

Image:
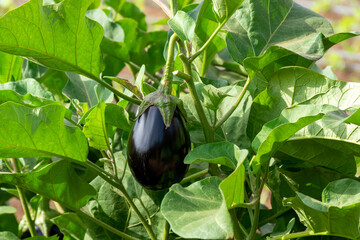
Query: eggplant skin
127,106,190,190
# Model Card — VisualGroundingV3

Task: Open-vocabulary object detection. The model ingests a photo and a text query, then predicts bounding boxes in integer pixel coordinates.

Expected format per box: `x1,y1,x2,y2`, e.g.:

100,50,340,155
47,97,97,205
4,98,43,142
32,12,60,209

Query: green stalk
188,21,226,63
169,0,177,17
269,231,330,240
161,34,179,95
230,209,246,239
178,54,213,142
10,158,37,237
84,161,157,240
248,165,269,240
180,169,208,185
214,77,251,130
162,221,170,240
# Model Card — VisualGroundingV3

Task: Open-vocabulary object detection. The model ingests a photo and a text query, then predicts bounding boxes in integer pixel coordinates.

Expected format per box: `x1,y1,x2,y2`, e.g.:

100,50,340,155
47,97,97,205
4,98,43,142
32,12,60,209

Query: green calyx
136,90,186,128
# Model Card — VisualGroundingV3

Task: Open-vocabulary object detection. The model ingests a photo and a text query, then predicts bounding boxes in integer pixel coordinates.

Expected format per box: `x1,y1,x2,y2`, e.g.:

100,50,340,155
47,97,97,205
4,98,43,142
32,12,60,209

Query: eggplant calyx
136,90,186,128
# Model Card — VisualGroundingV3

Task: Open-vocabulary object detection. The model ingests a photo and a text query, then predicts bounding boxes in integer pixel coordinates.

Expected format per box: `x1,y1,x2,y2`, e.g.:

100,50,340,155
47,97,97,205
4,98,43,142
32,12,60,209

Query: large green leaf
251,105,333,173
0,161,96,210
226,0,333,64
283,179,360,239
248,67,360,139
161,177,233,239
0,102,88,162
0,232,18,240
0,0,104,78
83,101,110,151
242,32,357,96
0,52,23,83
184,141,248,169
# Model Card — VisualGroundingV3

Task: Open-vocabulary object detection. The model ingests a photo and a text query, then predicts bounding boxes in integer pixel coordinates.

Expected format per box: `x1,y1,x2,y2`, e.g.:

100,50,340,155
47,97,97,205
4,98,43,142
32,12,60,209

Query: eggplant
127,105,190,190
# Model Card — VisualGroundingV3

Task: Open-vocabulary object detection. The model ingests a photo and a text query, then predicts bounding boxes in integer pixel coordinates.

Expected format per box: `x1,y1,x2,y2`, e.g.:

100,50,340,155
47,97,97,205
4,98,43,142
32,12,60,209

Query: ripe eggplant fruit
127,105,190,190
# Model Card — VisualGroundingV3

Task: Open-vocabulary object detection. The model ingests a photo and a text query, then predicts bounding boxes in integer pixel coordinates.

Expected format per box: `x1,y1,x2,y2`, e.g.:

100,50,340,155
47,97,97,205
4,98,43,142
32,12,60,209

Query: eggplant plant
0,0,359,239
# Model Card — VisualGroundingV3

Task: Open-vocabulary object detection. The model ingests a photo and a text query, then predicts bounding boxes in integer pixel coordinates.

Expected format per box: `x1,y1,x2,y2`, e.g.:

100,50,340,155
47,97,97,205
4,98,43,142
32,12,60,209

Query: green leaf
0,79,55,101
85,176,129,239
161,177,233,239
105,76,142,100
251,105,333,173
248,67,360,139
201,84,231,111
135,65,145,97
283,179,360,239
0,0,104,78
226,0,333,64
0,232,18,240
219,163,246,209
212,0,244,23
0,102,88,162
168,11,196,41
241,33,358,96
0,52,23,83
52,213,86,240
86,9,130,63
0,161,96,210
184,141,247,169
63,73,113,107
104,0,125,11
105,103,132,132
0,206,16,215
83,101,109,151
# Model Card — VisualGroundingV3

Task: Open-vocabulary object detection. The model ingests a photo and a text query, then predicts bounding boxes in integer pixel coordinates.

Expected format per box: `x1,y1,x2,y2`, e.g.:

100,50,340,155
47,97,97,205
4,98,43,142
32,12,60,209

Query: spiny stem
161,33,179,95
10,158,37,237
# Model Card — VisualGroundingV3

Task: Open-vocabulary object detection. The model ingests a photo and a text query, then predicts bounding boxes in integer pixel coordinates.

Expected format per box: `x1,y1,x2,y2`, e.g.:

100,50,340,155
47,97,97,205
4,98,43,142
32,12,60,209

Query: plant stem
214,77,251,130
84,161,157,240
269,231,330,240
10,158,37,237
76,209,141,240
180,169,208,185
178,53,213,142
188,21,226,62
248,165,269,240
169,0,177,17
230,209,246,239
162,221,170,240
161,34,179,95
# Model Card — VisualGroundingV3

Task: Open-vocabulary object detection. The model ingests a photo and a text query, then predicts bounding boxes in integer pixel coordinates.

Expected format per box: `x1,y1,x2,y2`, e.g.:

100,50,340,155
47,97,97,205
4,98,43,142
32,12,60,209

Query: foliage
0,0,359,239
